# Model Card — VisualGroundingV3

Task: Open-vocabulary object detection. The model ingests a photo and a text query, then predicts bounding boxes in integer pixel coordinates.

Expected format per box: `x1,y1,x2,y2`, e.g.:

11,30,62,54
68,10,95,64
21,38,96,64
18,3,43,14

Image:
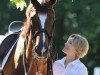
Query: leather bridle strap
0,70,3,75
47,57,53,75
23,39,27,75
22,30,39,75
22,32,33,75
22,41,41,75
32,29,52,42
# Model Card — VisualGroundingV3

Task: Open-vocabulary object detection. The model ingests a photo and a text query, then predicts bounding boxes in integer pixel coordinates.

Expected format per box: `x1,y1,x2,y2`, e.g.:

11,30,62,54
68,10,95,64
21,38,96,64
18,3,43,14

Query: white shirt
53,57,88,75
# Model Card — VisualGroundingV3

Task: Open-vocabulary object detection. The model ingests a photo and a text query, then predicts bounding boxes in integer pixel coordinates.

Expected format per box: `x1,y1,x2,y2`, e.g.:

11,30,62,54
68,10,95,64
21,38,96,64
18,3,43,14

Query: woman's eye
69,41,72,44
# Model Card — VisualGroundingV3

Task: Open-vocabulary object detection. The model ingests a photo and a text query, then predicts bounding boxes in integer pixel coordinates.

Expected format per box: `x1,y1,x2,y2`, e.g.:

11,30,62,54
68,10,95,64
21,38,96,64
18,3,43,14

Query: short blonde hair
69,34,89,59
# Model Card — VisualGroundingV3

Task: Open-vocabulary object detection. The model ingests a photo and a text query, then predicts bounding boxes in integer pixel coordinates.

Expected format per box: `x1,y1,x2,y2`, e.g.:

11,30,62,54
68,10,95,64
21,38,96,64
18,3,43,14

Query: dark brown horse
0,0,57,75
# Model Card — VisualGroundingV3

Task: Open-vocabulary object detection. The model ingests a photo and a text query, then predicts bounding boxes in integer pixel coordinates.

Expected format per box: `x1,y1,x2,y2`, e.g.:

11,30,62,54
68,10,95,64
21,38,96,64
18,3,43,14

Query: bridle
32,28,52,44
22,15,56,75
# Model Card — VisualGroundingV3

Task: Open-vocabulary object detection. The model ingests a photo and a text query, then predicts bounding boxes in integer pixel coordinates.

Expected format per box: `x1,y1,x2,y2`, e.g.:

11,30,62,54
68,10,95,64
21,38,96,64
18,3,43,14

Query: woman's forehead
68,37,74,41
65,37,74,44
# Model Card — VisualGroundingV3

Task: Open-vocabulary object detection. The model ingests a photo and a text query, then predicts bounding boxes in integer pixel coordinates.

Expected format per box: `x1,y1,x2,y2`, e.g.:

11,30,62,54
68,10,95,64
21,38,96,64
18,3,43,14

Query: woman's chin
62,50,66,53
62,50,68,55
62,49,64,52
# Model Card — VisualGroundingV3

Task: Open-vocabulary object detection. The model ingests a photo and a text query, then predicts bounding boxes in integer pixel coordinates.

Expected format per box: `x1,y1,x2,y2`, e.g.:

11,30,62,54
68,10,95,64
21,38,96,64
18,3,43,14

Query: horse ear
49,0,57,5
30,0,34,4
30,0,57,6
30,0,38,5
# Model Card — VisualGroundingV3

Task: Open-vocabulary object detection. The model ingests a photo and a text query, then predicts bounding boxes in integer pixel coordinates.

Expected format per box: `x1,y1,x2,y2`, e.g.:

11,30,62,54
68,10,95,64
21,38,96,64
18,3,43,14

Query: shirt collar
58,57,66,67
58,57,80,67
70,59,80,65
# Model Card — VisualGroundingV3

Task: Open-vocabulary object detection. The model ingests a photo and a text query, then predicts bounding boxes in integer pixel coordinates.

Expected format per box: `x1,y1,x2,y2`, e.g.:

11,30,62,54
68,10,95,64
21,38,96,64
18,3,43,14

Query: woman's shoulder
53,57,66,66
54,57,66,63
75,60,87,70
73,60,88,74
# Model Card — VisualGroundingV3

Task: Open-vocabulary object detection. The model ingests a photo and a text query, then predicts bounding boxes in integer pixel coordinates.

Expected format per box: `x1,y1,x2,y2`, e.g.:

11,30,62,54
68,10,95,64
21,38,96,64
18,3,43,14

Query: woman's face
63,37,76,55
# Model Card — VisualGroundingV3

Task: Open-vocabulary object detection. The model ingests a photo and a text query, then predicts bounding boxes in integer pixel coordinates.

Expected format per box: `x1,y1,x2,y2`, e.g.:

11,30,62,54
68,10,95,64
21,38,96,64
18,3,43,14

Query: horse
0,0,57,75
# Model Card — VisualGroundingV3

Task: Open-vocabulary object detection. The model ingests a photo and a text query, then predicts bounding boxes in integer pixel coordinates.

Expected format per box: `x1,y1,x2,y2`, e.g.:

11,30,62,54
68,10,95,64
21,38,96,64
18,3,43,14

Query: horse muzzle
34,45,48,58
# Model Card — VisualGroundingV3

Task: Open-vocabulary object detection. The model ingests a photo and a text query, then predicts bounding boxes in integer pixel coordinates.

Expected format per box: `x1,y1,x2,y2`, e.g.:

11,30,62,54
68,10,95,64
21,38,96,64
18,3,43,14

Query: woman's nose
65,42,67,46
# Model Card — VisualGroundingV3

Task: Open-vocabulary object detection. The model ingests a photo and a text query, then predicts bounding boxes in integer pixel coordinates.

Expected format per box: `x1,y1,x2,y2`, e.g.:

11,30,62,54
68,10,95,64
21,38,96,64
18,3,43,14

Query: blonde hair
69,34,89,59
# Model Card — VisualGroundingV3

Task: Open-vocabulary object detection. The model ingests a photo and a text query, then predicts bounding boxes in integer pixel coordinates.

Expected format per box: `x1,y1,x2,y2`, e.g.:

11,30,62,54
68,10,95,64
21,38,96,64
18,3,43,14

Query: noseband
32,28,52,43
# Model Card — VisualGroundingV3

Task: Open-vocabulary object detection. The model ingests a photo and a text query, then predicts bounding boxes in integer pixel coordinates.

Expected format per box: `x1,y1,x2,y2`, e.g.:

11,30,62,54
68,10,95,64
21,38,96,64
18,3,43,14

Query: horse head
22,0,57,58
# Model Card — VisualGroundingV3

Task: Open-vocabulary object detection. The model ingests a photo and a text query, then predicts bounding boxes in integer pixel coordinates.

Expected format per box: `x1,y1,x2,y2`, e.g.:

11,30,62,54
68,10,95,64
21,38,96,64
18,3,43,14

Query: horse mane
20,4,32,38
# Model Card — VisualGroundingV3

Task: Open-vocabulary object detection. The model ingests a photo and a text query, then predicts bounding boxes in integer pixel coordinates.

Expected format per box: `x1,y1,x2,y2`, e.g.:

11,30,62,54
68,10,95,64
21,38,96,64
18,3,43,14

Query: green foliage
10,0,27,11
0,0,25,34
54,0,100,74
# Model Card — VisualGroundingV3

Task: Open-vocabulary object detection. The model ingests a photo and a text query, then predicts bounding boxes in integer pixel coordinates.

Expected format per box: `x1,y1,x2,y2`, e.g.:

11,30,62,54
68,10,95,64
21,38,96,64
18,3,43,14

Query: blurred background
0,0,100,75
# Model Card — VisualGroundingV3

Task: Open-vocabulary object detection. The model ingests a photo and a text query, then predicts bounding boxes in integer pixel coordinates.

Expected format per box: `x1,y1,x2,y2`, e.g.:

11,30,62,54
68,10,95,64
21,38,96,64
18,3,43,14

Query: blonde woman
53,34,89,75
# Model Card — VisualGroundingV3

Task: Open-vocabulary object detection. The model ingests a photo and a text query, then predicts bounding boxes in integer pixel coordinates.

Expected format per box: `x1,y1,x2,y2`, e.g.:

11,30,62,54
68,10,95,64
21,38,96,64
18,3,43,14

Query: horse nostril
35,46,43,57
35,45,48,57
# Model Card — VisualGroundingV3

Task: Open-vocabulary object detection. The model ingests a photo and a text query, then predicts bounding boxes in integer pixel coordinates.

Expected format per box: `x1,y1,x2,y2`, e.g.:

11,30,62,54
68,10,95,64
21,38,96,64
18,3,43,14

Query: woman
53,34,89,75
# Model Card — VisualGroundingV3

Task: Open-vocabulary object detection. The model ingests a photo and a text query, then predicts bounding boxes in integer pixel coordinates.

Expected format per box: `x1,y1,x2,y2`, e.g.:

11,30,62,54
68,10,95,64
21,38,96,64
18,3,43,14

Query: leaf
10,0,27,11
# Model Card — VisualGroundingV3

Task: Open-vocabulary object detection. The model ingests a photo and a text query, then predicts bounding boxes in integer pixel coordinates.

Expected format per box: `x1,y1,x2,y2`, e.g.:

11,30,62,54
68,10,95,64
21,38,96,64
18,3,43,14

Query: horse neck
26,49,47,75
